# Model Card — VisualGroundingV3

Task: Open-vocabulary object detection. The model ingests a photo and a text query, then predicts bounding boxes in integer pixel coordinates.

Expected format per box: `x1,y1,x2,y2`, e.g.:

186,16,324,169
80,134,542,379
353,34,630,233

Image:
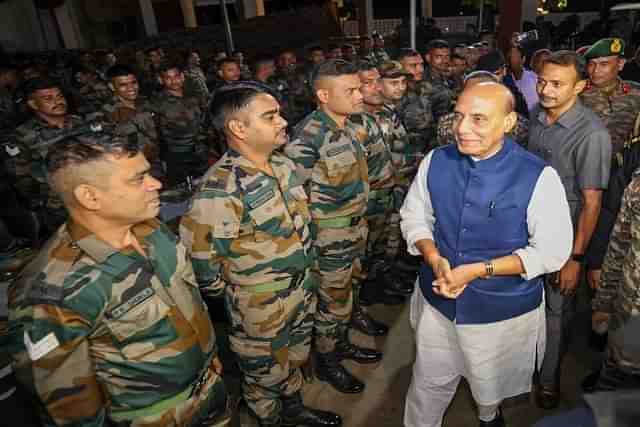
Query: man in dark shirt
528,51,612,410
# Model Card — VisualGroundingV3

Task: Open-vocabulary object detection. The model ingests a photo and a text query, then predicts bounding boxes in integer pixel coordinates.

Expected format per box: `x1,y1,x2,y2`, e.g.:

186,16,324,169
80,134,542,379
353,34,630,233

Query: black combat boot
350,295,389,336
281,392,342,426
314,352,364,394
334,336,382,364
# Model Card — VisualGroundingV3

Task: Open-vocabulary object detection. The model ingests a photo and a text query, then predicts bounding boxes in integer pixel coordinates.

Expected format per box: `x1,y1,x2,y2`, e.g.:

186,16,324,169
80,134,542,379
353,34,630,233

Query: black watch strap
571,254,585,263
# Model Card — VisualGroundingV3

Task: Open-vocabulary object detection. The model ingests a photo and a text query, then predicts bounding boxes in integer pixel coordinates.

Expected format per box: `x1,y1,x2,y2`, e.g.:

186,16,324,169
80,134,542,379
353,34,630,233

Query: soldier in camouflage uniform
183,49,210,105
591,170,640,390
436,71,530,147
148,62,210,188
581,38,640,154
423,40,456,123
93,65,163,180
285,60,382,395
180,82,341,427
5,134,229,427
267,49,308,127
71,65,112,117
379,61,425,288
580,39,640,293
358,61,415,299
138,47,164,98
4,78,86,234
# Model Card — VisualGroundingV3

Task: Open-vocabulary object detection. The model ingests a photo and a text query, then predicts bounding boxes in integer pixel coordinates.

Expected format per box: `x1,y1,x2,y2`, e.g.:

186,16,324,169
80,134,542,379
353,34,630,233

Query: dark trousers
539,278,577,386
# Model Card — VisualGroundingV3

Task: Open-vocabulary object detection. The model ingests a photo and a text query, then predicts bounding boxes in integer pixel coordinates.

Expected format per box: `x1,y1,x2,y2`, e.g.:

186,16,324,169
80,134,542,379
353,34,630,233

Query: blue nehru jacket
419,138,546,324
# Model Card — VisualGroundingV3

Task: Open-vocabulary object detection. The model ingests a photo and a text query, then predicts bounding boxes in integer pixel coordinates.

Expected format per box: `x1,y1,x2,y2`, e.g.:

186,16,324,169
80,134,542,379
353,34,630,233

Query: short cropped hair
46,133,140,199
355,60,377,72
251,54,275,72
216,57,239,70
544,50,587,80
157,61,183,74
209,81,277,132
426,39,450,53
312,59,358,88
106,64,135,80
23,77,61,98
308,45,324,54
395,48,422,62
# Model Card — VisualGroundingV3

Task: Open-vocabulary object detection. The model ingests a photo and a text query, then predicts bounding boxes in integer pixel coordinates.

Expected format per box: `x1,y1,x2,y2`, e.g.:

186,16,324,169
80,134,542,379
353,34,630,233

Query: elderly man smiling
401,82,573,427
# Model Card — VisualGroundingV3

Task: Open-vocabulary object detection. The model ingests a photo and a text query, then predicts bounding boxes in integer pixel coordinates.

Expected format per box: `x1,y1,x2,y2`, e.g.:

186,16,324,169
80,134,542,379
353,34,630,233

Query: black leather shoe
315,353,365,394
282,393,342,426
536,385,560,410
334,340,382,364
581,370,601,393
351,307,389,336
479,407,505,427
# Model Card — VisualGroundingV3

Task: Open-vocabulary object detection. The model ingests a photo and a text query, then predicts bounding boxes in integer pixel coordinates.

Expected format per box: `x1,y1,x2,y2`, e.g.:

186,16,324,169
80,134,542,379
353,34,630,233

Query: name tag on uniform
24,331,60,361
326,144,350,158
110,287,155,319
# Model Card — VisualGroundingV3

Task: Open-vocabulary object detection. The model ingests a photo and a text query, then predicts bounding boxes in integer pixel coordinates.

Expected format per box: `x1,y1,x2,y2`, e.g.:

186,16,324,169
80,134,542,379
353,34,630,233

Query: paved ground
217,284,600,427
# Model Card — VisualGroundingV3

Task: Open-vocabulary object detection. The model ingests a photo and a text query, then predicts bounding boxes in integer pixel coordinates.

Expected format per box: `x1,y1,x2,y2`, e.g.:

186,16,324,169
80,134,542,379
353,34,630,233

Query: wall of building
0,0,56,52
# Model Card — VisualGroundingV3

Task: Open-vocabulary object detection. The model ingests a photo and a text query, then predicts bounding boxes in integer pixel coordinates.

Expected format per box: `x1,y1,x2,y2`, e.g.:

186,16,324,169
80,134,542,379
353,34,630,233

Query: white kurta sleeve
514,166,573,280
400,151,435,256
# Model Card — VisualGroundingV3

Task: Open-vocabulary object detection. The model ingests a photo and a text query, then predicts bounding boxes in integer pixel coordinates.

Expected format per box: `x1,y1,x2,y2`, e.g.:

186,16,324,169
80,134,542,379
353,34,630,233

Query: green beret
584,38,625,61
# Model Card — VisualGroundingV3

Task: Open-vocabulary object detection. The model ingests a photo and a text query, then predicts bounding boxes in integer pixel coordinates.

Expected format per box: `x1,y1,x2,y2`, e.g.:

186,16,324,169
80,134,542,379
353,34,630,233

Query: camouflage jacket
363,49,391,66
437,111,530,147
581,78,640,154
6,115,85,208
147,91,209,156
284,110,369,220
74,81,112,117
267,68,310,127
95,96,159,162
377,103,416,179
594,170,640,327
422,69,456,122
350,112,394,191
180,150,314,289
6,219,218,426
396,82,436,156
183,65,210,106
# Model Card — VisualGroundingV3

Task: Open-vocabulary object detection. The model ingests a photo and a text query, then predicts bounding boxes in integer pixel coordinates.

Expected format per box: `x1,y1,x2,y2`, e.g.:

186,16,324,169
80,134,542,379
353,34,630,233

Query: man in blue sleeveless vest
400,82,573,427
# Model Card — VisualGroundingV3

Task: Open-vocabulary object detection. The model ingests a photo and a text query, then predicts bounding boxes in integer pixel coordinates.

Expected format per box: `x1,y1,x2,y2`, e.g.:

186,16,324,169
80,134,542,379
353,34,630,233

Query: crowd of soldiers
1,24,640,427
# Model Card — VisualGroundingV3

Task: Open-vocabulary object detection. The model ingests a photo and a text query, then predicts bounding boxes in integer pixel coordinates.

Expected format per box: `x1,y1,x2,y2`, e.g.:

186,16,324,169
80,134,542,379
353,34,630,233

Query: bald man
400,82,573,427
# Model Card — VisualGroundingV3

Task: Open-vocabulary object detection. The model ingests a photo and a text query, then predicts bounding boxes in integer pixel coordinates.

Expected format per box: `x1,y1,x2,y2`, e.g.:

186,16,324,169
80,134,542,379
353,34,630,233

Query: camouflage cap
584,38,625,60
379,61,411,79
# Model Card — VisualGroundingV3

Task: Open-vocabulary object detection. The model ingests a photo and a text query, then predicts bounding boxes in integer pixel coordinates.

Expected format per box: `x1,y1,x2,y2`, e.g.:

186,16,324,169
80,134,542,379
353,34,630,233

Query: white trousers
404,285,546,427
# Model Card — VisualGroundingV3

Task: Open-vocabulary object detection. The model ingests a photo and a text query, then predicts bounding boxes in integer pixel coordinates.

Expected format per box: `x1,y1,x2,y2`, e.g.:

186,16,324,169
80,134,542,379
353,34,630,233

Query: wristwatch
484,261,495,278
571,253,585,263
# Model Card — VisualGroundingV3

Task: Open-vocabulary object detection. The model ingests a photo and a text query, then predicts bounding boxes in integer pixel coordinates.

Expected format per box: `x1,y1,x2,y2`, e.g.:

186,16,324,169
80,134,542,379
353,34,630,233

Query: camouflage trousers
313,218,368,353
224,273,317,423
111,359,229,427
365,190,393,272
385,180,411,261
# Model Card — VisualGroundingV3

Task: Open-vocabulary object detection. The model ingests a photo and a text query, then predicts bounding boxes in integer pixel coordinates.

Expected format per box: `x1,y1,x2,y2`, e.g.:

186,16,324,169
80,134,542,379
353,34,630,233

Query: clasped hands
429,255,483,299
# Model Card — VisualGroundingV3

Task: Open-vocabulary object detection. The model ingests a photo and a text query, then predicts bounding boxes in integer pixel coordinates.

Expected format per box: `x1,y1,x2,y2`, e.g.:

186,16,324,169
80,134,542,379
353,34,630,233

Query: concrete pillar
139,0,159,37
422,0,432,18
357,0,374,38
256,0,265,16
241,0,264,19
54,2,85,49
180,0,198,29
522,0,537,27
